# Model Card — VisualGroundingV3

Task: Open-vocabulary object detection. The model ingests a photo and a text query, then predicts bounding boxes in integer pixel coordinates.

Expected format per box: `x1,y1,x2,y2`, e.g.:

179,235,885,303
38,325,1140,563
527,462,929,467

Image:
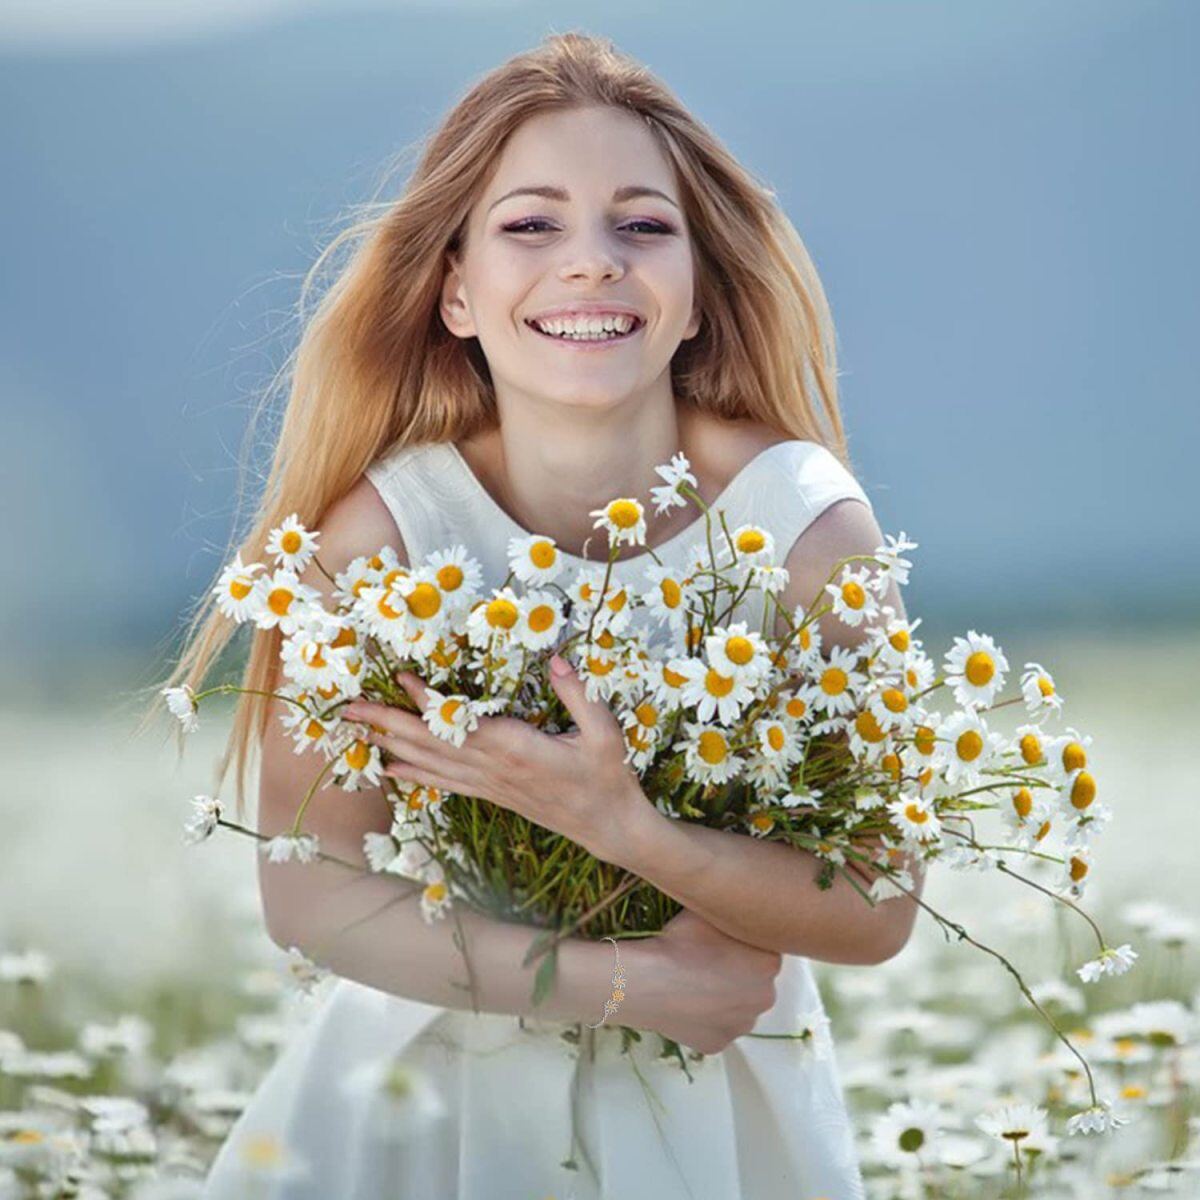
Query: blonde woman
168,30,922,1199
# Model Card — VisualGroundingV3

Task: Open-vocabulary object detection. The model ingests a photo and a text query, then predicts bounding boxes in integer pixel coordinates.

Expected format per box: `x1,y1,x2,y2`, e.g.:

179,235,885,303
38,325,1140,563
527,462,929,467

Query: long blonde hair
144,29,855,818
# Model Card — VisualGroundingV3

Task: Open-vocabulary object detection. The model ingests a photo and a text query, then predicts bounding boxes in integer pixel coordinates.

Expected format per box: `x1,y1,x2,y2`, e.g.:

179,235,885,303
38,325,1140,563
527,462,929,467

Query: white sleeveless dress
202,437,872,1200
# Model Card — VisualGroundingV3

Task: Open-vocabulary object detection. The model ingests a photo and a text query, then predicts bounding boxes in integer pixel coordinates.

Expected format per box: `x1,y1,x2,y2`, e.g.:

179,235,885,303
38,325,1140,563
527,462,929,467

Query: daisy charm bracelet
586,936,626,1028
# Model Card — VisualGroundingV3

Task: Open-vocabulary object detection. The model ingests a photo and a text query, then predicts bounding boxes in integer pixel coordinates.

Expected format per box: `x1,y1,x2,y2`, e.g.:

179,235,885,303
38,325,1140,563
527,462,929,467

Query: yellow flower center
405,582,442,620
1069,855,1089,882
304,719,324,741
736,528,766,554
705,669,735,698
725,635,754,665
785,696,807,720
229,577,254,600
820,667,848,696
527,604,556,633
436,563,464,591
345,740,370,770
904,802,929,824
882,752,902,778
660,577,682,608
955,729,983,761
662,665,688,689
889,629,910,652
1062,741,1087,772
607,499,642,529
798,627,812,651
1070,770,1096,810
855,710,887,743
486,597,519,629
424,881,448,902
697,730,729,764
840,580,866,609
751,812,774,831
281,530,303,554
1019,733,1043,765
1035,819,1051,842
914,725,936,755
1037,675,1055,697
240,1134,284,1169
882,688,907,713
11,1130,43,1144
965,651,995,686
439,699,462,724
377,593,403,621
634,702,658,728
1012,786,1033,818
529,540,557,569
767,725,786,751
331,627,357,649
268,587,294,616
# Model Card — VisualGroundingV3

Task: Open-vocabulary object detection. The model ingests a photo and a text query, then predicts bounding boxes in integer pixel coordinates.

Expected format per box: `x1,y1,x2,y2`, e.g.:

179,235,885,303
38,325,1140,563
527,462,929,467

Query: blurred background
0,0,1196,1190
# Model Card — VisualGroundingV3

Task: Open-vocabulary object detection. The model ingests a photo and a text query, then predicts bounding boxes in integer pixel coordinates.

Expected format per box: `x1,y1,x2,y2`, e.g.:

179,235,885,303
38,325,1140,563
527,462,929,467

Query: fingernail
550,654,569,677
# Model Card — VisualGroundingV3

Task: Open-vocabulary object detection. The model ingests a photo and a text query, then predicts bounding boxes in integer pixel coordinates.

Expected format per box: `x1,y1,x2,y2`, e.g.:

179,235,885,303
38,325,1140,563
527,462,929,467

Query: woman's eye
502,218,674,235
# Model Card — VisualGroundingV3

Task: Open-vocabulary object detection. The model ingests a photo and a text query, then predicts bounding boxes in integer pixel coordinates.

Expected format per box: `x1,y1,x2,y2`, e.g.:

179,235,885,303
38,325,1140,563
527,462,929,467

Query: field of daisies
1,626,1196,1198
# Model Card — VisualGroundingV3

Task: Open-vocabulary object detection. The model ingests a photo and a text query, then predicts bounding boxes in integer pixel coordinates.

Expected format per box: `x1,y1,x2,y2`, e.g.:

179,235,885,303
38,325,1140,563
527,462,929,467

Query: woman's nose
557,234,625,283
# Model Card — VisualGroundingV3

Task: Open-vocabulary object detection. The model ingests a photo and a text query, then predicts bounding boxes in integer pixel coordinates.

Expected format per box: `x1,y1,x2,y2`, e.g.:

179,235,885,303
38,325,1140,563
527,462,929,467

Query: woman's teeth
528,316,639,341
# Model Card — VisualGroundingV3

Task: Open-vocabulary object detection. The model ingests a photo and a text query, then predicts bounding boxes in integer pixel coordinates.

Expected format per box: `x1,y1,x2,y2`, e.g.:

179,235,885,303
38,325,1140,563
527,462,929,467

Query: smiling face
440,104,702,412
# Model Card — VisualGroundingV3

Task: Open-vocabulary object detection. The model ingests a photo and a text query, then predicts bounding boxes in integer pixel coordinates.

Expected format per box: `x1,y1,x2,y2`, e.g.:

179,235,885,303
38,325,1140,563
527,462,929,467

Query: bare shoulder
683,407,793,488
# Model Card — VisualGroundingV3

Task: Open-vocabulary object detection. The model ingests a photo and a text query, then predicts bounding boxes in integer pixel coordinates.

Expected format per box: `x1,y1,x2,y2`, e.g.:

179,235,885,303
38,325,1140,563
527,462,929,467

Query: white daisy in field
340,1057,448,1145
620,698,665,770
288,706,338,757
590,496,646,548
265,513,319,573
362,832,400,873
1044,726,1093,784
391,567,450,632
999,785,1054,845
673,721,745,785
357,584,410,646
753,716,802,764
897,648,936,697
162,684,200,733
867,607,924,668
331,737,384,791
183,794,222,844
260,834,320,864
1126,999,1194,1047
213,553,266,623
771,687,813,727
1021,661,1063,716
725,523,776,567
647,656,692,711
0,950,52,984
808,645,868,718
1059,764,1099,817
934,710,1002,786
847,709,894,765
865,679,916,735
233,1131,309,1183
252,568,321,636
674,656,758,726
705,622,772,685
824,564,881,628
1076,943,1139,984
515,589,565,651
424,545,482,612
870,1097,945,1165
280,614,353,692
649,452,698,515
871,531,918,590
975,1100,1049,1147
507,533,566,586
942,630,1009,711
333,553,384,606
744,799,782,838
1065,1098,1129,1136
887,791,943,844
785,617,824,671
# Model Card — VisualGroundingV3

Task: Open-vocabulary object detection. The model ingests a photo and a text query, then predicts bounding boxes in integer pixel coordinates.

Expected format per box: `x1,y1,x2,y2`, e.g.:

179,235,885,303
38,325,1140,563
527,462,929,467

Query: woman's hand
637,907,784,1055
340,654,653,862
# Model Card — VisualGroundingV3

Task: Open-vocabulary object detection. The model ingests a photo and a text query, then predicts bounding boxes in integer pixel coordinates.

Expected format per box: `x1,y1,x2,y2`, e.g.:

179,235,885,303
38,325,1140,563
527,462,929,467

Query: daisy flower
620,697,665,770
639,562,692,629
1076,943,1139,984
808,645,868,718
507,533,566,587
1012,723,1049,769
974,1100,1049,1146
934,710,1002,787
330,737,385,791
868,606,924,668
871,531,918,589
824,564,881,628
212,553,266,623
1059,846,1093,897
870,1098,945,1166
673,721,745,785
674,656,758,726
515,589,566,652
466,586,523,648
420,871,452,924
886,791,943,844
942,630,1009,711
420,687,492,749
265,513,319,573
649,452,698,515
1020,661,1063,717
590,496,647,548
260,834,320,864
725,523,776,567
363,832,400,873
424,545,482,611
1044,726,1093,785
1065,1098,1129,1136
183,794,222,844
704,622,772,686
162,684,200,733
865,679,916,735
753,716,802,764
792,1007,835,1062
252,568,321,636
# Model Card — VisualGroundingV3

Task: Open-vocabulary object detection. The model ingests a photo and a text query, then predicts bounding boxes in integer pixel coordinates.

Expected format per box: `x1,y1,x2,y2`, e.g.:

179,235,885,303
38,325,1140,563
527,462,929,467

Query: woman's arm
601,498,926,964
256,477,659,1026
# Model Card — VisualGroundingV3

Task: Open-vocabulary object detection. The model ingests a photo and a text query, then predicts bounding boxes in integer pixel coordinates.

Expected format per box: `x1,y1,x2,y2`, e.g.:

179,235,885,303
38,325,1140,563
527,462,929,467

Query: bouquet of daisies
167,450,1133,1136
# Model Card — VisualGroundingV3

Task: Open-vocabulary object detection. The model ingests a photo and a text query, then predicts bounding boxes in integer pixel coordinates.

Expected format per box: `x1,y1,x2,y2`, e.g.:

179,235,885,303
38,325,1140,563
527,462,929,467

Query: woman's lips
524,318,643,350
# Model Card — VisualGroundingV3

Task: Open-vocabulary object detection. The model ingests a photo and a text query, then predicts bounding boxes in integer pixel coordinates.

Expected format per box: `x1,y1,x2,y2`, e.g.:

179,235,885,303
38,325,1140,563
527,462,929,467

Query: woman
165,30,922,1199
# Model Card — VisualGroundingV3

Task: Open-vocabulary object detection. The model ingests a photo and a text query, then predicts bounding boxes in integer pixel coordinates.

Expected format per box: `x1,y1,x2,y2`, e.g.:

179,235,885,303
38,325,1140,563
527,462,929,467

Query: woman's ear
439,252,475,339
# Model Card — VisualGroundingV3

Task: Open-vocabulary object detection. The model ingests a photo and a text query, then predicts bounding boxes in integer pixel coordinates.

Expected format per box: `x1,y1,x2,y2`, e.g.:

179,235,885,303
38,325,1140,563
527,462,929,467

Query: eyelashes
502,218,675,236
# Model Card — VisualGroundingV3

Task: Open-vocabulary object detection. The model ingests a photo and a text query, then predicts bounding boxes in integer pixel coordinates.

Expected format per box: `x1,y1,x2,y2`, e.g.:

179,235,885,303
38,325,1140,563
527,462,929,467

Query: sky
1,0,1195,678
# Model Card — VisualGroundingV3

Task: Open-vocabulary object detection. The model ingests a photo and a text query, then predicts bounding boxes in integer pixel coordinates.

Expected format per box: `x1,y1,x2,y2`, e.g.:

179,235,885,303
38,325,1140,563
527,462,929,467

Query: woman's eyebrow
487,185,680,212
